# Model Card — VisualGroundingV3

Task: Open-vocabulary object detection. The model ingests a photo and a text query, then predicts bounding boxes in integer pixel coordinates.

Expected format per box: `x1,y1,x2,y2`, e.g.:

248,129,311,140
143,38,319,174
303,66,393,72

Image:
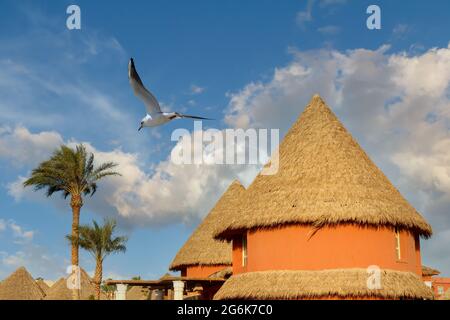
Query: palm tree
67,218,127,300
23,144,120,299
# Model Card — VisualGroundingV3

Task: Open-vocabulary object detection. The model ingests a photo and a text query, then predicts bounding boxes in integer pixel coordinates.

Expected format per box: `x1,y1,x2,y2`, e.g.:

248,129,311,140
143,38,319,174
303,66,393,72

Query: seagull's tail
176,112,214,120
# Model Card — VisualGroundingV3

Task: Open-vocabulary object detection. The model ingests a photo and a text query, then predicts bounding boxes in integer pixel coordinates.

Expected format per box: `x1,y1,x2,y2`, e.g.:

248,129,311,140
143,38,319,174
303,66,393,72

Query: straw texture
214,269,434,300
127,286,149,300
214,95,432,239
44,269,96,300
421,265,440,277
170,180,245,270
0,267,45,300
36,279,50,294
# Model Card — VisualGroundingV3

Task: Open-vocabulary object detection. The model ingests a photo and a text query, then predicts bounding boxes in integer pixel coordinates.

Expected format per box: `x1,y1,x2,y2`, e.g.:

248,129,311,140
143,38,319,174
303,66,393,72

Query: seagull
128,58,212,130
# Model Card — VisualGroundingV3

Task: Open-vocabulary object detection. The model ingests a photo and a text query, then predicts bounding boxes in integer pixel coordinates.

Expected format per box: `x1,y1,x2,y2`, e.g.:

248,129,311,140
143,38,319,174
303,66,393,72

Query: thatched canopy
214,95,432,240
214,269,433,300
0,267,45,300
127,286,149,300
36,279,50,294
44,269,96,300
170,180,245,270
422,265,440,277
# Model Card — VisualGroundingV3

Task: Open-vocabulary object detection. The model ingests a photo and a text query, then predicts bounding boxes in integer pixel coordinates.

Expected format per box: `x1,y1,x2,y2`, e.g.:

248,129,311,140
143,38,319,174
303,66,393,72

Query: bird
128,58,212,130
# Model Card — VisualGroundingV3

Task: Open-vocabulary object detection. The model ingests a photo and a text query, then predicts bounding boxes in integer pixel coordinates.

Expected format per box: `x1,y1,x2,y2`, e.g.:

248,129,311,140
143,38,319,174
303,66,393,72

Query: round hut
213,95,434,300
170,180,245,278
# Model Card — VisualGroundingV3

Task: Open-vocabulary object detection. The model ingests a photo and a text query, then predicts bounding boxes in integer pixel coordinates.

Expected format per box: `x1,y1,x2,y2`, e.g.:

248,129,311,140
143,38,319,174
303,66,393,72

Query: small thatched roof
36,279,50,294
170,180,245,270
422,265,440,277
127,286,149,300
214,269,434,300
0,267,45,300
44,269,96,300
209,267,232,279
214,95,432,240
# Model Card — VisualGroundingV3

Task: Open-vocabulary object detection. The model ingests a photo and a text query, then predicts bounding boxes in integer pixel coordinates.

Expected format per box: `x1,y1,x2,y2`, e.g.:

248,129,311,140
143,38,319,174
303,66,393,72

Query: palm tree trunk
70,194,83,300
94,257,103,300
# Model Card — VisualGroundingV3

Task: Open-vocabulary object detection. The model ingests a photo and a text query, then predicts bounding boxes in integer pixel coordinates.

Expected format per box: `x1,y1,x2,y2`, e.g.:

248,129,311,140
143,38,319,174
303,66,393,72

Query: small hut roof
214,95,432,240
170,180,245,270
36,279,50,294
44,269,96,300
422,266,440,277
127,286,149,300
214,269,433,300
0,267,45,300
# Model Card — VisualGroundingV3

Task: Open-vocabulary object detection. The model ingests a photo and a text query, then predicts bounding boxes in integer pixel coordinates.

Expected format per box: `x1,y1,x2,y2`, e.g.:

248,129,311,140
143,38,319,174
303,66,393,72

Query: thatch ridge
0,266,45,300
214,95,432,239
170,180,245,270
44,269,96,300
36,279,50,294
214,269,434,300
421,265,440,277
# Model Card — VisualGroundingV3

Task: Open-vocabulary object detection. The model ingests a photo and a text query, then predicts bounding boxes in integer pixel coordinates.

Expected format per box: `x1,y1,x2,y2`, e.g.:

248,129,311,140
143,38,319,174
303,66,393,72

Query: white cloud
0,126,63,167
5,128,259,227
318,25,341,35
190,84,205,95
8,220,34,242
296,0,314,26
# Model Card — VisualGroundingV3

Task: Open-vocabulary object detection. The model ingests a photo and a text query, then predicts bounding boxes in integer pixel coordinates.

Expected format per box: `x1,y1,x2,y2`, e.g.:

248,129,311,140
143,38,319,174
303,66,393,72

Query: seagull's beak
138,124,143,131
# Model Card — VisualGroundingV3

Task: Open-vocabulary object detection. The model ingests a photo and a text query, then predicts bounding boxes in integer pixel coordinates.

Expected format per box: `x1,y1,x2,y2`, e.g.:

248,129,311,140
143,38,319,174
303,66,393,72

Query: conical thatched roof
214,269,434,300
214,95,432,239
36,279,50,294
44,269,96,300
0,267,45,300
127,286,149,300
170,180,245,270
422,265,440,277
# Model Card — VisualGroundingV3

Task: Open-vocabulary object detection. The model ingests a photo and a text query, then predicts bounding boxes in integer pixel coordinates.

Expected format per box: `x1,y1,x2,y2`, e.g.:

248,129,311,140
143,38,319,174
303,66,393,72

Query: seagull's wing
174,112,214,120
128,58,162,115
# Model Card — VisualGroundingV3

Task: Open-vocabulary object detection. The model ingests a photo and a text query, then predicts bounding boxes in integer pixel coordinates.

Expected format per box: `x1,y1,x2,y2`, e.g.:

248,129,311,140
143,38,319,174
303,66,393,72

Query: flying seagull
128,58,212,130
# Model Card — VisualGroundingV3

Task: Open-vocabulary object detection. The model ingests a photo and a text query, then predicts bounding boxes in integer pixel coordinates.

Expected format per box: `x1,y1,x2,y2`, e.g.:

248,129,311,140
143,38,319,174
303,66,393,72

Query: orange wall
232,224,421,275
432,278,450,298
185,265,228,278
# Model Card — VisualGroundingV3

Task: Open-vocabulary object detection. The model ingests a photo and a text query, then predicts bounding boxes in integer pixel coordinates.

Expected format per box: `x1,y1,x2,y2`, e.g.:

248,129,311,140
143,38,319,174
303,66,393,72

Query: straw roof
214,269,434,300
44,269,96,300
170,180,245,270
36,279,50,294
422,265,440,277
209,267,232,279
0,267,45,300
214,95,432,239
127,286,149,300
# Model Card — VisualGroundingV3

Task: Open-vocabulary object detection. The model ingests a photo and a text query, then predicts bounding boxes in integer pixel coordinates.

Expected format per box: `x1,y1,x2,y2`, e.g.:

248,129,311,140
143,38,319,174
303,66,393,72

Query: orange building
422,266,450,299
213,95,434,300
169,180,245,298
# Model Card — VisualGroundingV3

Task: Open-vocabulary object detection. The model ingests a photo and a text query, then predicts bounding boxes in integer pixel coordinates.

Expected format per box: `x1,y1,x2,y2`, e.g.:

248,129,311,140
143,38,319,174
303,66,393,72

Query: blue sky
1,0,450,281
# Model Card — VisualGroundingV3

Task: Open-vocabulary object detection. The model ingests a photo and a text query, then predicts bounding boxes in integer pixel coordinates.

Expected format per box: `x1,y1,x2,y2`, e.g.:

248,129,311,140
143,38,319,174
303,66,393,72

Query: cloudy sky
1,0,450,280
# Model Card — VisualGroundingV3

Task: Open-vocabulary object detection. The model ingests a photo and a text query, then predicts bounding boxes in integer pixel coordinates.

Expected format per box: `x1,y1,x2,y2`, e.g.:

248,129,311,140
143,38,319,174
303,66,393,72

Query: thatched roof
44,269,96,300
214,269,434,300
214,95,432,239
0,267,45,300
127,286,149,300
36,279,50,294
422,265,440,277
209,267,232,279
170,180,245,270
